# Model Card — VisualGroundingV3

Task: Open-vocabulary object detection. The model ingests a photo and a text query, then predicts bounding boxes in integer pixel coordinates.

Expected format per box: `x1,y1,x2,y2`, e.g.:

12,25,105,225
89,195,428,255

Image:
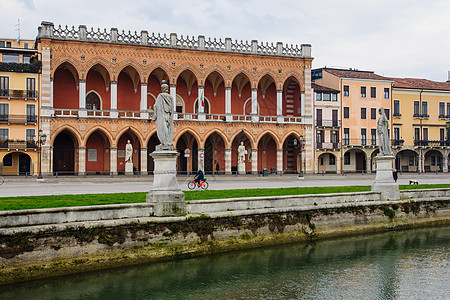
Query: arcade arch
53,62,79,109
176,131,198,174
53,129,79,174
117,65,141,111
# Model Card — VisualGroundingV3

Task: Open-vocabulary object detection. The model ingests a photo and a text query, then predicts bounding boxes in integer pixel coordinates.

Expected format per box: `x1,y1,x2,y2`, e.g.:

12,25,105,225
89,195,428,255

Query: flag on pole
201,91,205,107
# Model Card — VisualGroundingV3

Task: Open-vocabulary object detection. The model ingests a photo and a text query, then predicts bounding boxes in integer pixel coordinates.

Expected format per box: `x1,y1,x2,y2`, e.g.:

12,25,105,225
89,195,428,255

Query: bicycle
187,178,209,190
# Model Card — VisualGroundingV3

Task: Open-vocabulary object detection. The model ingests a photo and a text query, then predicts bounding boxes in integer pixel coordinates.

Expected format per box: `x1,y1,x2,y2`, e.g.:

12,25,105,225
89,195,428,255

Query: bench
409,180,418,185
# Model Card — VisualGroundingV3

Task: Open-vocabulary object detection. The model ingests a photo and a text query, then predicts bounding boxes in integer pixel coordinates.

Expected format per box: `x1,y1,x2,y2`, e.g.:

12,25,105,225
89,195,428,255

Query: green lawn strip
0,192,146,211
0,184,449,211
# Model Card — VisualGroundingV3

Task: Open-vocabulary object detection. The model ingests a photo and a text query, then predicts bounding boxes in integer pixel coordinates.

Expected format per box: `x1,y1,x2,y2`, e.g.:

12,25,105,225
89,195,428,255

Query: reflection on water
0,226,448,300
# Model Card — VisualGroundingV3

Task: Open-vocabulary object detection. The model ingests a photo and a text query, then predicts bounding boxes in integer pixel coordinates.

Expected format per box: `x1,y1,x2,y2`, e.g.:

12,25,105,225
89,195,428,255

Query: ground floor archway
176,132,198,174
343,149,366,173
424,150,443,172
85,130,110,174
317,153,337,174
395,149,418,172
53,130,78,175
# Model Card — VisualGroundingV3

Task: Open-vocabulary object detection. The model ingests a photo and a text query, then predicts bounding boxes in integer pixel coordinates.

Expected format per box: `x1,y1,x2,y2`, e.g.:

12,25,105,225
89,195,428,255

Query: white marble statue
238,142,247,164
152,81,174,146
125,140,133,163
377,108,392,155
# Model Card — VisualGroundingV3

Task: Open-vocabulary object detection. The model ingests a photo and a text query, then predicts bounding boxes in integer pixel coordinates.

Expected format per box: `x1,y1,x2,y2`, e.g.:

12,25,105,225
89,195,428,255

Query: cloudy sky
1,0,449,81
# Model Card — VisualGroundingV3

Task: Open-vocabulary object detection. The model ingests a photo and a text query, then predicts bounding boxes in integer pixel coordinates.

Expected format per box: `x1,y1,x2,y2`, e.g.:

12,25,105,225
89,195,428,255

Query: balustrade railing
39,23,311,58
50,108,303,124
316,142,340,150
316,119,340,127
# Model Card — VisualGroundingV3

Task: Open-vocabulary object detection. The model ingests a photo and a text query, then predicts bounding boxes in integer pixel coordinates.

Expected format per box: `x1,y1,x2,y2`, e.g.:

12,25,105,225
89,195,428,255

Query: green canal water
1,226,449,300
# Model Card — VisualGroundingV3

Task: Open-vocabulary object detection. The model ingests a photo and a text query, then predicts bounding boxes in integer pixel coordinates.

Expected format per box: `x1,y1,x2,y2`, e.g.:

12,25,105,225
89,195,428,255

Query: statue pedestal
125,161,133,175
238,162,246,175
371,155,399,200
147,145,186,216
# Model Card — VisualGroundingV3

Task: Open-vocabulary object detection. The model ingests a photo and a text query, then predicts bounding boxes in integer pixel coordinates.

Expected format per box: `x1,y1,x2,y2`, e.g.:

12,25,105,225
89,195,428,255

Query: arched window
86,92,101,110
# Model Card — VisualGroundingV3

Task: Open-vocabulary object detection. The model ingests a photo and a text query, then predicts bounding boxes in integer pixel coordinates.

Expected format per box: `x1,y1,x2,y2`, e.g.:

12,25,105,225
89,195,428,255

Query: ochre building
36,22,313,175
0,38,39,176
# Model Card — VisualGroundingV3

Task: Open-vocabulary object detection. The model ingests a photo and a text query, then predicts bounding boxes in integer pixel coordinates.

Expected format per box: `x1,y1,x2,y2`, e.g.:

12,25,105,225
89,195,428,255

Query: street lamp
294,135,305,177
34,129,47,180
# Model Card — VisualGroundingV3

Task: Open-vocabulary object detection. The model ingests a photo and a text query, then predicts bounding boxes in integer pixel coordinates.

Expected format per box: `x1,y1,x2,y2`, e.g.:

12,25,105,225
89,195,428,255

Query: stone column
277,149,283,173
225,148,232,174
78,80,87,117
110,81,118,118
140,147,148,175
225,87,231,120
251,88,257,114
251,149,258,174
198,148,205,170
251,88,258,122
78,147,86,175
110,147,117,175
418,150,423,173
277,90,283,116
140,83,148,119
198,85,205,121
170,84,177,119
366,156,372,174
443,152,448,173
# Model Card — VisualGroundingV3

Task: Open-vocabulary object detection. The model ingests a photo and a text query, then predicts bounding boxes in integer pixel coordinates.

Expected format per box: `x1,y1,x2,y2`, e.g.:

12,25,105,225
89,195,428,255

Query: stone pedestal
371,155,399,200
146,145,186,216
125,161,133,175
238,162,246,174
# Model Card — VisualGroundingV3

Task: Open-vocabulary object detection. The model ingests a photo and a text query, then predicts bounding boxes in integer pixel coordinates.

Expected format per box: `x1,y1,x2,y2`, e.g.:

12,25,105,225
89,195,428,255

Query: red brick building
36,22,313,175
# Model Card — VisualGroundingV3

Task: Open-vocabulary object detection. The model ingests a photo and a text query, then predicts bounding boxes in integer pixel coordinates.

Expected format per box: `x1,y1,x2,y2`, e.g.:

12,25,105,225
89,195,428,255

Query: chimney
447,71,450,82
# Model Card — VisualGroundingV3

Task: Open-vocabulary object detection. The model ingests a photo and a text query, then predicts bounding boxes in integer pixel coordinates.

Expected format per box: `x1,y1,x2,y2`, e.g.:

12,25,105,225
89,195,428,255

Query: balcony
316,142,340,150
392,139,404,146
414,140,450,147
0,114,37,124
52,109,304,124
0,89,38,99
315,119,340,127
0,140,37,149
413,113,429,118
342,138,377,147
393,113,402,118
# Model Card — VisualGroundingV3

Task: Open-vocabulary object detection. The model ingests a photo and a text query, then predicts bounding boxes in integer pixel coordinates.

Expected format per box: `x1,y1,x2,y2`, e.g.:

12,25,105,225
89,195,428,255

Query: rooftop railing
38,22,311,58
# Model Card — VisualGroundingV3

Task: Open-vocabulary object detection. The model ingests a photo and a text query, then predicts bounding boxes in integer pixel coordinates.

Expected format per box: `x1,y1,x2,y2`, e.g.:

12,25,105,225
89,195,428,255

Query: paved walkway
0,173,448,197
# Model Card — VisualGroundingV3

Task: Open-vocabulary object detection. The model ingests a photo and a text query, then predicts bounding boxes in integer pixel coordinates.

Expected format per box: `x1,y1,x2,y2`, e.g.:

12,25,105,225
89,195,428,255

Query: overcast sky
1,0,449,82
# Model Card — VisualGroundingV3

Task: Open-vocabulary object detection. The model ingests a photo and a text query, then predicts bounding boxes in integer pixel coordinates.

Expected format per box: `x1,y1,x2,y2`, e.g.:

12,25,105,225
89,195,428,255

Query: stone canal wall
0,189,449,284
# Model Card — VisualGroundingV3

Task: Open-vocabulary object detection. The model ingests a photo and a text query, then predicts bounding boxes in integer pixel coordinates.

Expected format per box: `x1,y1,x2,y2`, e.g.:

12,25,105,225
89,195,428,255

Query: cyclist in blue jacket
194,169,204,185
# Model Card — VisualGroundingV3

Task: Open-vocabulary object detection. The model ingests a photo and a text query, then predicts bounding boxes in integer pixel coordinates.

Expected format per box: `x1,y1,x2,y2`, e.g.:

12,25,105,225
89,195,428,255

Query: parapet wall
0,189,449,284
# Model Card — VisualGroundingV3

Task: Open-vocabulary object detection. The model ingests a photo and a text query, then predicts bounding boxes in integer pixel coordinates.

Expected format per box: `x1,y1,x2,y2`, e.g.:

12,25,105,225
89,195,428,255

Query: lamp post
294,135,305,178
35,129,47,180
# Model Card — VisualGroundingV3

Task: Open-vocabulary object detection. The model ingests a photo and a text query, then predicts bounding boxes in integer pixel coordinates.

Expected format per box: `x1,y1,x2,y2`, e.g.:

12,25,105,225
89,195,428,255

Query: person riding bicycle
194,169,204,185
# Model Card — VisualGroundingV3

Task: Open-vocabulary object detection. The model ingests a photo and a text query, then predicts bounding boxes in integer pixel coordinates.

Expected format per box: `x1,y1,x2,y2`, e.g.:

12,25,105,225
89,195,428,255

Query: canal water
1,226,448,300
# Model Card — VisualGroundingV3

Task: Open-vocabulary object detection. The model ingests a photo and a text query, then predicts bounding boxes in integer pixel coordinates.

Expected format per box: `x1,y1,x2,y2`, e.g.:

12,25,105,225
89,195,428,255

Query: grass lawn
0,184,449,211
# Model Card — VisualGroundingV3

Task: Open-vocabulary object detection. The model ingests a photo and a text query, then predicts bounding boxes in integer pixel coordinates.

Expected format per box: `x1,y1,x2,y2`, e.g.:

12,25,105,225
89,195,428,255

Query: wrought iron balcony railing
0,140,37,149
414,140,450,146
0,89,38,98
0,114,37,123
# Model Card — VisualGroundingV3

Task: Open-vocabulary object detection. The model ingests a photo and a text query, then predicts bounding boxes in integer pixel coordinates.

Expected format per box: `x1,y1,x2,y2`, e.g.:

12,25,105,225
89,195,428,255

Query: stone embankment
0,189,449,284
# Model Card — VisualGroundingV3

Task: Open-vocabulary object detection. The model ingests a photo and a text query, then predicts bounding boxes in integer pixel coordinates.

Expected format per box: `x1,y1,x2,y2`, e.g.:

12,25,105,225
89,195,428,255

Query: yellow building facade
391,78,450,173
0,38,39,175
312,68,392,173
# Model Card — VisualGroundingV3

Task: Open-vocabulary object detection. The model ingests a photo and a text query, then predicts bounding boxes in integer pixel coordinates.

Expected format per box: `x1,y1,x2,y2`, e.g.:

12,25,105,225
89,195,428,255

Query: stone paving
0,173,448,197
